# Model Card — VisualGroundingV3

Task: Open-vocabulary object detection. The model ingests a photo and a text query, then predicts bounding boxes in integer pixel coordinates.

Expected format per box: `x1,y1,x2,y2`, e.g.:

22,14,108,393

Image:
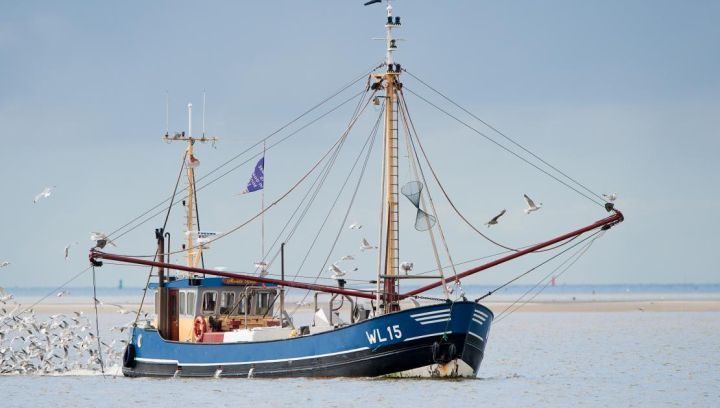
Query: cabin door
168,289,180,341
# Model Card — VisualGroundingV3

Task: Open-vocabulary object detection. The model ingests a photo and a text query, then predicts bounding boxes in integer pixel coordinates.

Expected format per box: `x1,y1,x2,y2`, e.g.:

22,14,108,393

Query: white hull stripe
410,309,450,318
403,331,452,342
419,317,451,325
472,318,485,325
468,331,484,342
414,313,451,322
475,311,488,319
135,346,370,367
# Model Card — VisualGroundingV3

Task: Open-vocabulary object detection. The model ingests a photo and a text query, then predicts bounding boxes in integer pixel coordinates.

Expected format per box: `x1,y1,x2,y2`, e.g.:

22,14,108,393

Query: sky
1,0,718,289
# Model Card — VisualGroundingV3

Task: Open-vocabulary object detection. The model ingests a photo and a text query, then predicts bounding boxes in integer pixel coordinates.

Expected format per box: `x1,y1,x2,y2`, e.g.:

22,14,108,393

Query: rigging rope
91,265,105,376
106,63,382,243
289,103,384,316
397,88,520,251
494,231,604,323
403,86,605,208
109,89,369,243
254,90,377,273
474,229,602,302
403,69,608,205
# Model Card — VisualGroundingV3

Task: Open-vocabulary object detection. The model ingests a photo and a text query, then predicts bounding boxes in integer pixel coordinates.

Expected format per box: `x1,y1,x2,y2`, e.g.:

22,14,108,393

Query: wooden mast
372,0,402,313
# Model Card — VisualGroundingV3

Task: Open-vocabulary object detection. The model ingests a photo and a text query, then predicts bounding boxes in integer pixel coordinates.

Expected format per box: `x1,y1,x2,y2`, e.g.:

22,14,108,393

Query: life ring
122,344,136,368
193,316,207,342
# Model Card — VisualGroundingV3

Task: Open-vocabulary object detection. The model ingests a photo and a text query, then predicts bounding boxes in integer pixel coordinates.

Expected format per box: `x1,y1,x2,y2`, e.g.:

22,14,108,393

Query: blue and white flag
240,157,264,194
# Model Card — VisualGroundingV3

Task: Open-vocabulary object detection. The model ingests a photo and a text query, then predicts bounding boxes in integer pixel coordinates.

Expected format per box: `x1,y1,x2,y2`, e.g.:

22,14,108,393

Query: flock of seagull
0,293,130,375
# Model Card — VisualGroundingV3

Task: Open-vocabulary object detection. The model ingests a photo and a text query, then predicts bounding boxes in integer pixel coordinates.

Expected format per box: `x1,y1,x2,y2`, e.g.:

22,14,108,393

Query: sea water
1,288,718,406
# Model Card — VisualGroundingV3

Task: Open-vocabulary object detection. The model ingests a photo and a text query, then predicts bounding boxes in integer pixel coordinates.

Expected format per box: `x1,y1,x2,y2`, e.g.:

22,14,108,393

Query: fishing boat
89,0,624,378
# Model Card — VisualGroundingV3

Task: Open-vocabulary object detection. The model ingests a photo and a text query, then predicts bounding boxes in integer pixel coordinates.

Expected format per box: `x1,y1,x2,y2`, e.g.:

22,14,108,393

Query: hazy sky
1,1,718,289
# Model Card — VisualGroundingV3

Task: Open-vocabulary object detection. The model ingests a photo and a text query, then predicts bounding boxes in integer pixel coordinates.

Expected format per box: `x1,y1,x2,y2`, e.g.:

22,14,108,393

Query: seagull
0,261,10,268
348,222,362,230
360,238,377,251
339,255,355,261
602,192,617,202
56,290,69,298
64,242,79,260
485,209,506,227
33,186,55,204
328,263,346,280
90,232,116,249
523,194,542,214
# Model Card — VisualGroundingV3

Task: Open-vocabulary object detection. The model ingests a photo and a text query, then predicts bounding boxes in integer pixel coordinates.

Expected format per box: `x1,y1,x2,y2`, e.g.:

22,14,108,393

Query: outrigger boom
89,211,623,301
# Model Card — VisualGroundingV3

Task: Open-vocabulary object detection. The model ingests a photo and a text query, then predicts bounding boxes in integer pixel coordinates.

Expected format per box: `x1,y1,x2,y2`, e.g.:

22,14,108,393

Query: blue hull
123,301,493,378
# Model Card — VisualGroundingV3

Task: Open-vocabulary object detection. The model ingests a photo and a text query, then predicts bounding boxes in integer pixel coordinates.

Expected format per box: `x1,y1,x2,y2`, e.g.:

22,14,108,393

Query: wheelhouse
150,277,280,342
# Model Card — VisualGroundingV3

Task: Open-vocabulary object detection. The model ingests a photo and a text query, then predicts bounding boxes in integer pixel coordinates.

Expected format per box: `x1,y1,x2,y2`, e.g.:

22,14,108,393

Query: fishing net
401,181,436,231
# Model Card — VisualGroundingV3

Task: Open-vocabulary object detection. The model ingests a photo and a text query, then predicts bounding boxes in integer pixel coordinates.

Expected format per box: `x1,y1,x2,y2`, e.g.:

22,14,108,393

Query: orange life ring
193,316,207,342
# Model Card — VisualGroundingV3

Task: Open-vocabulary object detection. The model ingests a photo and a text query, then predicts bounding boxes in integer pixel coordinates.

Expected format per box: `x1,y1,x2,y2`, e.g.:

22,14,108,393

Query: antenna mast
162,99,219,269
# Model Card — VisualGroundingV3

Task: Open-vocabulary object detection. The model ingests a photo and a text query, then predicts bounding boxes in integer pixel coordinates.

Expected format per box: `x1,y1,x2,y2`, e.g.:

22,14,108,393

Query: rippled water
2,311,718,407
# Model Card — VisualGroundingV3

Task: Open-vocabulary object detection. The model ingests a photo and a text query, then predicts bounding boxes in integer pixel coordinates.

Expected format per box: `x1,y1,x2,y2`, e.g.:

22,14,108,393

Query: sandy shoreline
15,300,720,314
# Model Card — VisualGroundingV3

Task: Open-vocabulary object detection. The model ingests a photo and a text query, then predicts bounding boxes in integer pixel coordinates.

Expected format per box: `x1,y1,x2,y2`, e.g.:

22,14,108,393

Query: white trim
414,313,451,322
475,311,488,319
136,357,179,365
419,317,451,325
468,331,484,342
403,331,452,342
472,318,485,325
138,346,371,367
410,309,450,318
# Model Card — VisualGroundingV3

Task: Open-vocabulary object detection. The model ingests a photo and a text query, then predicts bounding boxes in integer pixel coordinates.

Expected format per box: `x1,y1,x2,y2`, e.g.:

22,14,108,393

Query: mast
370,0,403,314
163,100,218,270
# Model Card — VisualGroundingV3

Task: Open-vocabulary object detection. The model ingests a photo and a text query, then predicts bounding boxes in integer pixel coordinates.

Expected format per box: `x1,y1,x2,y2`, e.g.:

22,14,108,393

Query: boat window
187,292,196,316
202,291,218,315
179,291,186,315
220,291,235,314
256,292,271,315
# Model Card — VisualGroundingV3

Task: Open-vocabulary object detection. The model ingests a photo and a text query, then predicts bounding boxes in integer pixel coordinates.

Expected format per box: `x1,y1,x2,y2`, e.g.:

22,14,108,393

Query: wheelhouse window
202,291,218,315
187,291,196,316
255,292,271,315
179,291,186,315
220,291,235,314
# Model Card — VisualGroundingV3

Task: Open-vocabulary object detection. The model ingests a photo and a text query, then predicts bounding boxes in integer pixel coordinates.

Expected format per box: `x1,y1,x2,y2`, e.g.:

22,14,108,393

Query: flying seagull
64,242,79,261
328,263,346,279
339,255,355,261
0,261,9,268
523,194,542,214
348,222,362,230
33,186,55,204
360,238,377,251
90,232,116,249
485,209,506,227
602,192,617,202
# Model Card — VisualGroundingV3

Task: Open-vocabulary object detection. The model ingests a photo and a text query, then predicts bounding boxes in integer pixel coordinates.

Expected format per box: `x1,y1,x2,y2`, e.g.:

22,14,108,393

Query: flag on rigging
240,156,264,194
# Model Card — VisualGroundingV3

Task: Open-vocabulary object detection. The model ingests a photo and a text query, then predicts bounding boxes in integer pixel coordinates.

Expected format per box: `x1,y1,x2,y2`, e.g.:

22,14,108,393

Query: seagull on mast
523,194,542,214
485,209,506,227
360,238,378,251
33,186,55,204
90,232,116,249
602,192,617,202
